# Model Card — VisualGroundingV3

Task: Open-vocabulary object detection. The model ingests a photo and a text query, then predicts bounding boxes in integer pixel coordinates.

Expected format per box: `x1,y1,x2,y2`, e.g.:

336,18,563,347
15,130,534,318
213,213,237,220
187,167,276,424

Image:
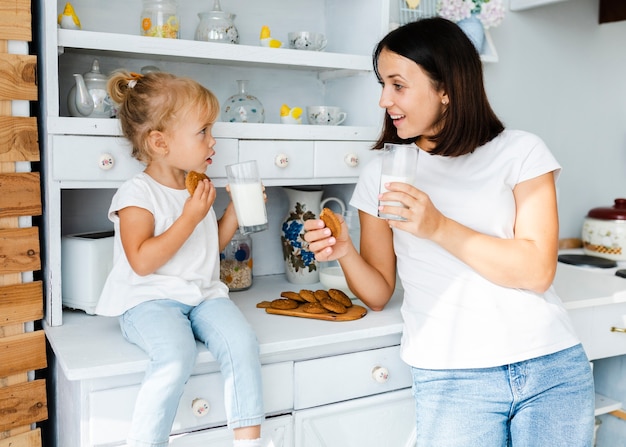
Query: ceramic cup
287,31,327,51
306,106,347,126
378,143,419,221
225,160,268,234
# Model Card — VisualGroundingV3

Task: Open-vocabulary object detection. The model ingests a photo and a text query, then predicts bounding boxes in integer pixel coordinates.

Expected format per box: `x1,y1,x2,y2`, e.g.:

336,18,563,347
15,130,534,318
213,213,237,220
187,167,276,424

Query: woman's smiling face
377,48,448,149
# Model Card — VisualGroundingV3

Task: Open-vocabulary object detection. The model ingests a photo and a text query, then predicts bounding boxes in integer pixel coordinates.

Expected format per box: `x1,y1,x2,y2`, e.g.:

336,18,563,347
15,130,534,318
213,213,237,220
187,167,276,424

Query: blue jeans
120,298,264,447
411,344,595,447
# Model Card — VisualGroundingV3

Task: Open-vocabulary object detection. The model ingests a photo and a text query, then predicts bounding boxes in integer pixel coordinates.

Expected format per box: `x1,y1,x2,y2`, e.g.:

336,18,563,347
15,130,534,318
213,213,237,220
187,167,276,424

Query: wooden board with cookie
257,288,367,321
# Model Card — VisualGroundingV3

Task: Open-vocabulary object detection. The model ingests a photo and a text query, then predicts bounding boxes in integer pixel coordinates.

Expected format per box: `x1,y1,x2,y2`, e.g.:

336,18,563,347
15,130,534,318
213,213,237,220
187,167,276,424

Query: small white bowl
319,262,355,298
288,32,327,51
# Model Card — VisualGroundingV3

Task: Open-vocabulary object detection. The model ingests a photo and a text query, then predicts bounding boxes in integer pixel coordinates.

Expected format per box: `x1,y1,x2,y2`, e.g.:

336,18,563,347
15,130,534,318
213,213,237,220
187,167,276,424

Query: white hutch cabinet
39,1,422,446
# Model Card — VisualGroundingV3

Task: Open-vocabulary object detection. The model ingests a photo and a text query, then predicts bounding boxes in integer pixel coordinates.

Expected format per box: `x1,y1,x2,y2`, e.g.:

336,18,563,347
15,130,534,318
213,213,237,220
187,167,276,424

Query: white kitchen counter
44,274,405,381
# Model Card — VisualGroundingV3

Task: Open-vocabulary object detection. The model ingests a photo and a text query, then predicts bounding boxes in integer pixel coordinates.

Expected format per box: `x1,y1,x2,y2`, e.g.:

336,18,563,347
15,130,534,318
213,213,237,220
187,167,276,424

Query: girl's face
164,105,216,173
377,48,448,149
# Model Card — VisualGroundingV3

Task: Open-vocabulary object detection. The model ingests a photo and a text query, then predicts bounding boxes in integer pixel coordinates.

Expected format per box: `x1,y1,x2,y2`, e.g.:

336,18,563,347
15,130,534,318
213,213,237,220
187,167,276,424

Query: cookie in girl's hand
185,171,210,195
320,207,342,238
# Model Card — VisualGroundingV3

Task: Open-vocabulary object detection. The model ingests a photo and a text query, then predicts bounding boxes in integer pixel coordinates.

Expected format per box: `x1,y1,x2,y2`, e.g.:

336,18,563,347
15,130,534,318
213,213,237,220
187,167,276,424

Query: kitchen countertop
45,254,626,382
44,274,405,381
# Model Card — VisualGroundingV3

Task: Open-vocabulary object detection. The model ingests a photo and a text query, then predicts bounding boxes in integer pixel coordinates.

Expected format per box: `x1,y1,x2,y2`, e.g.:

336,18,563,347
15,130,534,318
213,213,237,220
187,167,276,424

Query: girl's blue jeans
411,344,595,447
120,298,264,447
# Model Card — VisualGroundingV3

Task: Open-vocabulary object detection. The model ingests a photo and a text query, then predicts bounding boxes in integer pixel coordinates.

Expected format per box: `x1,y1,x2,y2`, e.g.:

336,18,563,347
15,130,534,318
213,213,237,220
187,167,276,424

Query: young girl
96,71,264,447
305,18,594,446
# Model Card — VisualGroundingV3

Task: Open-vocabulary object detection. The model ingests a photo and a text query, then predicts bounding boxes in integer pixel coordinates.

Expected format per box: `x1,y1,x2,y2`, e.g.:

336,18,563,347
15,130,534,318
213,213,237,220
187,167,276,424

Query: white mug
306,106,347,126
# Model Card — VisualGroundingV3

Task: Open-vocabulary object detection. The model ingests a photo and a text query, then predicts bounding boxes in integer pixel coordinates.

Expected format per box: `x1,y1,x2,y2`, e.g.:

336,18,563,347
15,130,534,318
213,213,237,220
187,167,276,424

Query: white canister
582,198,626,261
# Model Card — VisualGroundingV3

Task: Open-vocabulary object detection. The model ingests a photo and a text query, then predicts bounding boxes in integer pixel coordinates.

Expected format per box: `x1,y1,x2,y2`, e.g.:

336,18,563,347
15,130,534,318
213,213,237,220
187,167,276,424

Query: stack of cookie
258,288,353,315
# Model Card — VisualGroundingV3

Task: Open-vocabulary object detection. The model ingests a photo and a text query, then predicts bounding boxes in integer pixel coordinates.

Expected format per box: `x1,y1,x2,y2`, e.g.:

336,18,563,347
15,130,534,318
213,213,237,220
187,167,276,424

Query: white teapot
67,59,113,118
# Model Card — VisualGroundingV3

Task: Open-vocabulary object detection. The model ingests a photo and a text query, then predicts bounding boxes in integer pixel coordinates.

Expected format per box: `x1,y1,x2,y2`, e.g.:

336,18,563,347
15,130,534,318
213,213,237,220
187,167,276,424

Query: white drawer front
294,345,411,409
314,141,377,178
571,303,626,360
89,362,293,446
239,140,314,180
51,136,238,182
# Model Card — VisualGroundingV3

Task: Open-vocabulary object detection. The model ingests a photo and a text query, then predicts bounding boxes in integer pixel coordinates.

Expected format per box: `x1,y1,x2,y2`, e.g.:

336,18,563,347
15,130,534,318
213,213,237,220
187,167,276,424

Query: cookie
320,207,342,238
314,289,331,301
256,300,272,308
298,289,318,303
185,171,210,195
319,297,347,314
328,289,352,308
281,291,306,303
270,298,300,310
301,302,326,314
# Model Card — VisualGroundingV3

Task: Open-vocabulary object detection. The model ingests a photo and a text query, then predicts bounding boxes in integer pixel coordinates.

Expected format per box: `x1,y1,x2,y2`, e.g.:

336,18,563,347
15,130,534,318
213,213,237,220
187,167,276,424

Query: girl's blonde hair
108,70,220,163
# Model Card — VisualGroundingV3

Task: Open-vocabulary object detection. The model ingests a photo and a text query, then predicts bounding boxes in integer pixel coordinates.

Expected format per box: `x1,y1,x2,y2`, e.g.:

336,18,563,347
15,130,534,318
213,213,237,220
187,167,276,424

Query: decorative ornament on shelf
279,104,303,124
58,2,82,30
259,25,282,48
437,0,505,53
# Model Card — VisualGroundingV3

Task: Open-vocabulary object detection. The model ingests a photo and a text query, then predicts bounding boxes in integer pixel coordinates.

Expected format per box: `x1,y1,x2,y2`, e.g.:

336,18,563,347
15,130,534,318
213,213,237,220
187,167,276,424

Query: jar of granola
220,230,253,291
140,0,180,39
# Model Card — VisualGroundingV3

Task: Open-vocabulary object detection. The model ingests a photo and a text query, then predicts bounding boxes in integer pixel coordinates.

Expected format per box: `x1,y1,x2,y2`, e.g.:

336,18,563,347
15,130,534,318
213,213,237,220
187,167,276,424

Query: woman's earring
442,99,449,105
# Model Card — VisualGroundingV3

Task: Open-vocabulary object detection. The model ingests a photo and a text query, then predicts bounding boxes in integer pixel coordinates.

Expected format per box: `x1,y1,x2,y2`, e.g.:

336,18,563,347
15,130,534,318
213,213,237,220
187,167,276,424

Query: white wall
484,0,626,238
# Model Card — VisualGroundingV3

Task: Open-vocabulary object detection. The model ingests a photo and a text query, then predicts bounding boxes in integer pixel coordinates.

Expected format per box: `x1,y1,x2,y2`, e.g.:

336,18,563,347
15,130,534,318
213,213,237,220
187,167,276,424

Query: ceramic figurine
260,25,282,48
58,2,82,30
280,104,303,124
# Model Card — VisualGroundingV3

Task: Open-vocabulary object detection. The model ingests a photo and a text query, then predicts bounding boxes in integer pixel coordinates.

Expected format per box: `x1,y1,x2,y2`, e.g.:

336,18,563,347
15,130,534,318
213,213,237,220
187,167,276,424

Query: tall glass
225,160,268,234
378,143,419,221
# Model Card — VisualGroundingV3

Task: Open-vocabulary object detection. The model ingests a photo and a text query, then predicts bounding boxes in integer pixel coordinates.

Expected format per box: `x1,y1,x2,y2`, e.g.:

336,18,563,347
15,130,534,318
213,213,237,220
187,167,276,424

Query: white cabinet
295,389,415,447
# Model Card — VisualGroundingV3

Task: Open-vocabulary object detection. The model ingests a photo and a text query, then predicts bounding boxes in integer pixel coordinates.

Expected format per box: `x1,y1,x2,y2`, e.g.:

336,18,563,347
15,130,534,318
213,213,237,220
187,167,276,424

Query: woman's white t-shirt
96,172,229,317
350,130,580,369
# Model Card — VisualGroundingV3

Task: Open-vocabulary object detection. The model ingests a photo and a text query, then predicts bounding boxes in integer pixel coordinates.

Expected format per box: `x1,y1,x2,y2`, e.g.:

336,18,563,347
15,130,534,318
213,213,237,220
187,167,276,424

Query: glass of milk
225,160,268,234
378,143,418,221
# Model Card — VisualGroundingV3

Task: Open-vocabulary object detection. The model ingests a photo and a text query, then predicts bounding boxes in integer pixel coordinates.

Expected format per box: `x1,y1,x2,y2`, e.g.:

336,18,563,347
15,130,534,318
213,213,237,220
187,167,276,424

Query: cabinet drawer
570,303,626,360
239,141,314,180
89,362,293,446
294,345,411,409
314,141,377,178
51,136,238,182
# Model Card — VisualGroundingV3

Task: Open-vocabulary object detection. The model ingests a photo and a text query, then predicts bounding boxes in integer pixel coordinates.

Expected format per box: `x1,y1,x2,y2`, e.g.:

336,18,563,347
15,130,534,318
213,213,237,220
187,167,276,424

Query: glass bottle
194,0,239,44
222,80,265,124
140,0,180,39
220,230,253,291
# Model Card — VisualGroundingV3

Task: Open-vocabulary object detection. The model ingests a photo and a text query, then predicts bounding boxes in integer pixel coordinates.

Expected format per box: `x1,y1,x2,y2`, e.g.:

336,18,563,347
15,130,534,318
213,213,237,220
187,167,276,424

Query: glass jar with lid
220,230,253,291
140,0,180,39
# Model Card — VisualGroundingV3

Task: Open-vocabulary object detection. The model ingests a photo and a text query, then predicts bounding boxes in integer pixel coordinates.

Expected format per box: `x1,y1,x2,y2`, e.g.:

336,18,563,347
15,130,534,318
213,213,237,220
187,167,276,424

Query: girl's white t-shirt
350,130,580,369
96,172,229,317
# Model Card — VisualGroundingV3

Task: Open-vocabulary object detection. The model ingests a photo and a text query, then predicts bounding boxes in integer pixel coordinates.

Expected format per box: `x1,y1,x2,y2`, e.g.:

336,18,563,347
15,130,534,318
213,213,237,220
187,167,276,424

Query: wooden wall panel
0,0,31,41
0,116,39,162
0,173,41,218
0,380,48,431
0,331,46,377
0,1,45,446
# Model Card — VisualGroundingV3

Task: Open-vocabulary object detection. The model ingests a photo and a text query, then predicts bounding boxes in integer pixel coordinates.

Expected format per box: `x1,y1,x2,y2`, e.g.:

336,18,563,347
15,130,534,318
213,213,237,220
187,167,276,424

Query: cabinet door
294,388,416,447
169,415,294,447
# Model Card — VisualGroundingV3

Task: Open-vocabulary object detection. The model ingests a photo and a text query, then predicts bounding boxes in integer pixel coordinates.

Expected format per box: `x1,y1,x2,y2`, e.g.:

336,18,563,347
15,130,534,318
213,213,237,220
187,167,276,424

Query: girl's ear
147,130,168,157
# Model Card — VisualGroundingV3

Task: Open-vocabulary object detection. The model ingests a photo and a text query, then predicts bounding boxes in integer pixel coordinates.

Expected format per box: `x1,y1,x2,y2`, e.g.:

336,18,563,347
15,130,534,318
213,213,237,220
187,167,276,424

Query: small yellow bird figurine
58,2,82,30
259,25,282,48
280,104,303,124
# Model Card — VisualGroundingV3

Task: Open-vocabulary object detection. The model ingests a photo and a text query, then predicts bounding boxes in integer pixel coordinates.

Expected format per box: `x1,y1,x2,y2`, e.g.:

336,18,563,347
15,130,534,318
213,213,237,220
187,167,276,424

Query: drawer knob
371,366,389,383
191,398,210,417
611,326,626,333
344,153,359,168
98,153,115,170
275,153,289,168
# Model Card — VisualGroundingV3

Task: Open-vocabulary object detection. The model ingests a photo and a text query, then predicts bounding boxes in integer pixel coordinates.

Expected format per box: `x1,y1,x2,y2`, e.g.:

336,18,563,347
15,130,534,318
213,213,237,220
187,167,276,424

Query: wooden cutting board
265,304,367,321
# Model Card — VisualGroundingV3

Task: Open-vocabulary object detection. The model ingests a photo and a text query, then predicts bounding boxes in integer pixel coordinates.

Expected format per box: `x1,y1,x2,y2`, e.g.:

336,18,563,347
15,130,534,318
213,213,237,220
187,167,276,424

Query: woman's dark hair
372,17,504,157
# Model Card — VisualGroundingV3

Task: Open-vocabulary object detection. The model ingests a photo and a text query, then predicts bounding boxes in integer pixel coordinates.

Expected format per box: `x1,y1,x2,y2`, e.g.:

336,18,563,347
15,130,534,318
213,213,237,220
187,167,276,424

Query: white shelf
47,117,380,141
595,393,622,416
57,29,373,74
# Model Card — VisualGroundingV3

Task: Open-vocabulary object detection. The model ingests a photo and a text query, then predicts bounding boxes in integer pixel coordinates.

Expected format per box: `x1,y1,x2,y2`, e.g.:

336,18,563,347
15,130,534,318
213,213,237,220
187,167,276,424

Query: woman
304,18,594,446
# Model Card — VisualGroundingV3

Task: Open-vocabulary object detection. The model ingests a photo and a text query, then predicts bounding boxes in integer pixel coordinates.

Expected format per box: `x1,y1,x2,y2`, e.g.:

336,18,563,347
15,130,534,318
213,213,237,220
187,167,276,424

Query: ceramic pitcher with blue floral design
281,187,345,284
